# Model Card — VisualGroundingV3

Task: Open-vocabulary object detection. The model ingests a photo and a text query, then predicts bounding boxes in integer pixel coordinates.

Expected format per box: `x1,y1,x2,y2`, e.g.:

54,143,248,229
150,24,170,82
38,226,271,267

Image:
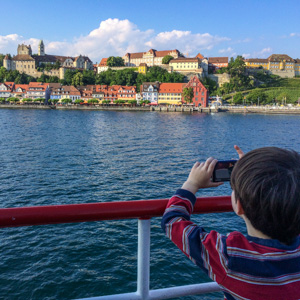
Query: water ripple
1,110,300,299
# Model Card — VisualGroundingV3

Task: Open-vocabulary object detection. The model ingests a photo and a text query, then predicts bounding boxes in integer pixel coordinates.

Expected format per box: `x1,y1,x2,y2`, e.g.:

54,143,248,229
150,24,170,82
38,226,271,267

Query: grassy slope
224,77,300,103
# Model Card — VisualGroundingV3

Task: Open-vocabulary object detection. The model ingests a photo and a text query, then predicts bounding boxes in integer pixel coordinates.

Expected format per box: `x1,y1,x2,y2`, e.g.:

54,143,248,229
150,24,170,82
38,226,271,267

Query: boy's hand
234,145,244,159
181,157,223,195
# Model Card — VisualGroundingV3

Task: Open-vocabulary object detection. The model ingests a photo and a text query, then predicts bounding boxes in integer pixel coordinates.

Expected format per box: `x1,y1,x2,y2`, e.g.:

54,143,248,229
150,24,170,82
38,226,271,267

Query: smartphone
212,160,238,182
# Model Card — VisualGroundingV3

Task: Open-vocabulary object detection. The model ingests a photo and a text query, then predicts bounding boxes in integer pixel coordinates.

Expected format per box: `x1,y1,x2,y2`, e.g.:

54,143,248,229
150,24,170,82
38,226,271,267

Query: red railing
0,196,232,228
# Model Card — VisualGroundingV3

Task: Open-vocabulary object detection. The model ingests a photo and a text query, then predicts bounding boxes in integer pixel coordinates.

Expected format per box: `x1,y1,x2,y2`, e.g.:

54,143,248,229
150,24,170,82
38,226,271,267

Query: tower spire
38,40,45,56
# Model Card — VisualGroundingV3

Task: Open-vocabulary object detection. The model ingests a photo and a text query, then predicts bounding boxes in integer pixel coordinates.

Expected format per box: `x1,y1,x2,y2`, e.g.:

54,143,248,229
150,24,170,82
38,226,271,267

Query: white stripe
227,246,300,261
227,269,300,285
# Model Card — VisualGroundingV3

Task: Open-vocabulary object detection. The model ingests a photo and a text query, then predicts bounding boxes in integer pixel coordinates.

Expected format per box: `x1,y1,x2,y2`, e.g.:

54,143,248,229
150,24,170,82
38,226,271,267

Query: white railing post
137,218,151,299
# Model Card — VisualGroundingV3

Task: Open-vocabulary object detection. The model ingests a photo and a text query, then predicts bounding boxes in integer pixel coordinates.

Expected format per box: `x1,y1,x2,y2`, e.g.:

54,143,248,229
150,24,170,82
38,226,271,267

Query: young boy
161,146,300,300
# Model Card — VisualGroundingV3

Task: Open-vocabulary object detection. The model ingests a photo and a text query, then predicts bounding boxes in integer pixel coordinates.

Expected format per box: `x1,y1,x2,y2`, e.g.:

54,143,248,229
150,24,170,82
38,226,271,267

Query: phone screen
212,160,237,182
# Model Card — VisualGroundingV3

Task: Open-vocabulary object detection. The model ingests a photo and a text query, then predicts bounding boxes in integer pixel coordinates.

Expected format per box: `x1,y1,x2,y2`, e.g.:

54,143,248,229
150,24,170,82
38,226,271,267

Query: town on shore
1,40,300,108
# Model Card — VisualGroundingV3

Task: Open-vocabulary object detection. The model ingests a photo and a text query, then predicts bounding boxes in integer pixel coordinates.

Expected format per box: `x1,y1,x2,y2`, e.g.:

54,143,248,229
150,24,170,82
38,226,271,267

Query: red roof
14,84,29,92
28,82,49,91
208,57,228,64
196,53,204,59
159,83,185,93
125,49,181,59
99,58,108,66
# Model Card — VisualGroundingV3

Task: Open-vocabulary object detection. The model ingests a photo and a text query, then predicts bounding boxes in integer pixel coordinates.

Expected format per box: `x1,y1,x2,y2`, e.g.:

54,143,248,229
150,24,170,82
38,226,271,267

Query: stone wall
246,67,296,78
208,73,230,86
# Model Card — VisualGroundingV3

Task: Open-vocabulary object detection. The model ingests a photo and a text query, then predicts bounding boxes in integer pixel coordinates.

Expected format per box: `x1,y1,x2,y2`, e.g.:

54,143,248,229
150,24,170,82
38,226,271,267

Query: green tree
201,77,217,94
22,98,33,103
52,99,59,104
37,73,50,83
128,100,137,105
61,98,72,104
64,69,77,85
7,97,19,103
72,72,84,86
75,99,84,104
115,99,126,104
0,54,5,67
88,98,99,104
183,87,194,104
227,56,246,75
233,92,244,104
82,69,96,85
162,55,174,64
102,100,111,104
140,100,151,105
107,56,125,67
246,89,267,105
54,60,61,69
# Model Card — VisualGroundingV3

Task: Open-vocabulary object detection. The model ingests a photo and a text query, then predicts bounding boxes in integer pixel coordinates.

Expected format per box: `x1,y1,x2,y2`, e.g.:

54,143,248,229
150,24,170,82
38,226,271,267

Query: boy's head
231,147,300,244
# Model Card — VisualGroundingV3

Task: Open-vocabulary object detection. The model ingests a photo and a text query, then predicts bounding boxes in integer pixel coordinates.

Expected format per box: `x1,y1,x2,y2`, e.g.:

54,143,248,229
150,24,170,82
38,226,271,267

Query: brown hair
231,147,300,244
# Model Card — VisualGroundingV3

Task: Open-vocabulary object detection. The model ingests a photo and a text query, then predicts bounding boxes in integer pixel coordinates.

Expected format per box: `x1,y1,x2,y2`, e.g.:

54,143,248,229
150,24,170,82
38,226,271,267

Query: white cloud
255,47,272,57
242,53,251,59
243,48,272,59
290,33,300,37
0,18,230,62
146,30,230,56
219,47,234,54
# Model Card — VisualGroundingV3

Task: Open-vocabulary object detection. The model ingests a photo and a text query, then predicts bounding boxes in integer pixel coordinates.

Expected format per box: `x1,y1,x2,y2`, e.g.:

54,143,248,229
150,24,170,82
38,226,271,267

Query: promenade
1,103,300,114
219,105,300,114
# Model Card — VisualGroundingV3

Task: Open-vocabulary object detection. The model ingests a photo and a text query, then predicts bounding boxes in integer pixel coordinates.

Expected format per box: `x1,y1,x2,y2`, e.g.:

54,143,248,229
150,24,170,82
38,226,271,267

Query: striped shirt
161,189,300,300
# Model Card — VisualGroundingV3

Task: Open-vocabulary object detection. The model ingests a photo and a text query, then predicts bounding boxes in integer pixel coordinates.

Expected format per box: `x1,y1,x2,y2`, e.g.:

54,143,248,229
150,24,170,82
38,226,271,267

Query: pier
1,103,300,114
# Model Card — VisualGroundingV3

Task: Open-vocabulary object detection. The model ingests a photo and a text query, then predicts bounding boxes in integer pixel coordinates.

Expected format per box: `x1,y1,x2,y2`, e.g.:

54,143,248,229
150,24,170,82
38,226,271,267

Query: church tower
38,40,45,56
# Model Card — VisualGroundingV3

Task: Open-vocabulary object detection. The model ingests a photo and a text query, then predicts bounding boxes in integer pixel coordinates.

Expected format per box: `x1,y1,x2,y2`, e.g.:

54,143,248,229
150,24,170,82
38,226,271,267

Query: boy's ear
236,198,245,216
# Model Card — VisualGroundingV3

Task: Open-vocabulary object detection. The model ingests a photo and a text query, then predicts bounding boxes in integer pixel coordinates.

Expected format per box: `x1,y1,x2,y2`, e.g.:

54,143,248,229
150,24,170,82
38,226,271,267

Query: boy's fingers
193,161,200,168
204,157,215,169
207,158,218,174
234,145,244,159
210,182,224,187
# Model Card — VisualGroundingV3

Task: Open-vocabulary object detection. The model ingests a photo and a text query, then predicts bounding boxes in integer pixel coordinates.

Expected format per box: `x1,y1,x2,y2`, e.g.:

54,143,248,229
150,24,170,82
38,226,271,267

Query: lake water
1,109,300,300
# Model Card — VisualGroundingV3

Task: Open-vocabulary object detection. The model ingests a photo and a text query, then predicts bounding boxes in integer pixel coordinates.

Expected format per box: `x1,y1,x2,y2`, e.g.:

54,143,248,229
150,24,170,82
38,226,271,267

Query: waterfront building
12,84,29,98
26,82,50,100
0,82,14,98
117,86,136,100
97,58,109,73
140,82,160,104
91,86,105,101
184,76,208,107
208,57,229,72
244,54,298,78
123,49,183,67
103,86,118,102
158,83,185,105
77,86,94,102
52,85,81,102
3,40,93,79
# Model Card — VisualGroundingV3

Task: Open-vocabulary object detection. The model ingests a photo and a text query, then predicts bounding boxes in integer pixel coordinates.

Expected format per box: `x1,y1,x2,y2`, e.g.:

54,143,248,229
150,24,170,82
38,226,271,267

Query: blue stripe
227,254,300,277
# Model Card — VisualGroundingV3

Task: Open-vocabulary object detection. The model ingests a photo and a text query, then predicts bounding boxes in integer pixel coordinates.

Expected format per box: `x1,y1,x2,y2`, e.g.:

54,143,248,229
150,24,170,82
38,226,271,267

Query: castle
3,40,94,79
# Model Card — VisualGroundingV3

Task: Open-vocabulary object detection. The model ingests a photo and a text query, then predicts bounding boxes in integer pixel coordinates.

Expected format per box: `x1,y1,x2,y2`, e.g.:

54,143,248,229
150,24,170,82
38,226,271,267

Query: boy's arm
161,158,227,282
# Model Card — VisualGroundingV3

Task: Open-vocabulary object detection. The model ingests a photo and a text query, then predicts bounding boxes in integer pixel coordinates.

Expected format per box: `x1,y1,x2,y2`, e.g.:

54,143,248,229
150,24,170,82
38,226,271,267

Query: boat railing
0,196,232,300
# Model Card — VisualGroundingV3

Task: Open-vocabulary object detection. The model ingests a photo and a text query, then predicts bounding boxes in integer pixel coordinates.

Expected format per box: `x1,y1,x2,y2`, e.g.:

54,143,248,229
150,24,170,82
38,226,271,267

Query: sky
1,0,300,64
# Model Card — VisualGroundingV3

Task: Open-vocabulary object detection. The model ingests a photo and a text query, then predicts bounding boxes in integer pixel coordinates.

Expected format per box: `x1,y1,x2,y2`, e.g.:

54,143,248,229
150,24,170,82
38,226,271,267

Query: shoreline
1,104,300,115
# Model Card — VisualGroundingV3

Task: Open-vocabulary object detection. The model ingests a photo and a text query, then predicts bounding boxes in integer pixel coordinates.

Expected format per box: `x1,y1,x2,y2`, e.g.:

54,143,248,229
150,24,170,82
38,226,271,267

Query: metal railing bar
148,282,221,299
137,219,151,299
73,282,221,300
0,196,232,228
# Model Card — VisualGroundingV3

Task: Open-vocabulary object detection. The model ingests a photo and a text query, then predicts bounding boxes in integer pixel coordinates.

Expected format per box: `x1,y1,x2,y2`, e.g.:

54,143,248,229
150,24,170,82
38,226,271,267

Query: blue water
1,109,300,300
